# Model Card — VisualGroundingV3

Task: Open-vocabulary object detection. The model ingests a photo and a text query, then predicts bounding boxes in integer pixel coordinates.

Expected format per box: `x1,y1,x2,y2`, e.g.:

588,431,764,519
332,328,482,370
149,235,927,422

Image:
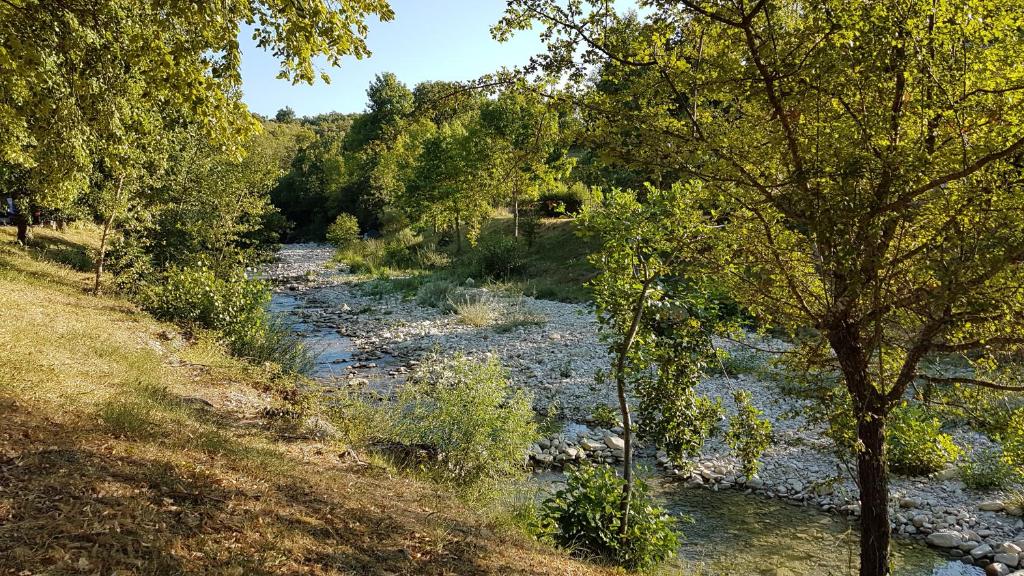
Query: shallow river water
268,292,360,378
658,486,980,576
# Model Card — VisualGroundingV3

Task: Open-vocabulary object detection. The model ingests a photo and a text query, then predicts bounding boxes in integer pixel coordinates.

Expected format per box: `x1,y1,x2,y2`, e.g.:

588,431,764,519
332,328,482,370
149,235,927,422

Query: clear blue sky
239,1,546,118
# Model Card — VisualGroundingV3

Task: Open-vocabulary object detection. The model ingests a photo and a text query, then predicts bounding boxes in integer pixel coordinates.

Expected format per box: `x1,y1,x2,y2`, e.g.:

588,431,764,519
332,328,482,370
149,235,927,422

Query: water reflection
657,485,981,576
268,292,355,378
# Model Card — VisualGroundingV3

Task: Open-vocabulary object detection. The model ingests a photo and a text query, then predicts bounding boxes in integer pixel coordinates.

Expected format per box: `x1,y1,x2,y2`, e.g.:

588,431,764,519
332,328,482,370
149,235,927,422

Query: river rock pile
527,423,628,467
264,244,1024,564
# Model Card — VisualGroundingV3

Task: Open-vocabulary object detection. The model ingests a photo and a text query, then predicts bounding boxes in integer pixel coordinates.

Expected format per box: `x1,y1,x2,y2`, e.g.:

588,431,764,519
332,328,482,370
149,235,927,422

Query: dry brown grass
0,226,616,576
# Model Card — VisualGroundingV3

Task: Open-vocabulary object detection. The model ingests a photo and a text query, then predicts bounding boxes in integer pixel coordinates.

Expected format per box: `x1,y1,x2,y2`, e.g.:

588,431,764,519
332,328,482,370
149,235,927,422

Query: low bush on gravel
590,404,620,428
538,464,679,571
454,298,498,327
725,390,773,477
714,348,770,378
960,447,1021,490
386,355,537,487
887,404,961,476
325,213,360,248
493,297,547,332
416,279,458,308
338,229,448,275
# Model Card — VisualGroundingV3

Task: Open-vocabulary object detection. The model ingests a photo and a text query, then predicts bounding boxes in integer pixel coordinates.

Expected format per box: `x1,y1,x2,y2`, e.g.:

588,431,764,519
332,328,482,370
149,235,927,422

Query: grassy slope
0,226,613,576
476,215,598,304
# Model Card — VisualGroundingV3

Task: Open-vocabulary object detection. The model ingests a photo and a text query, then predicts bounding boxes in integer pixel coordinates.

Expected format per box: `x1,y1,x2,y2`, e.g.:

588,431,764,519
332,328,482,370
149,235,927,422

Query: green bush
389,355,537,485
591,404,620,428
1003,409,1024,471
326,213,360,248
473,236,526,279
725,390,772,477
539,464,679,571
536,183,593,217
715,348,769,378
960,447,1021,490
148,264,312,373
415,279,458,308
150,264,267,331
887,404,961,476
338,229,429,274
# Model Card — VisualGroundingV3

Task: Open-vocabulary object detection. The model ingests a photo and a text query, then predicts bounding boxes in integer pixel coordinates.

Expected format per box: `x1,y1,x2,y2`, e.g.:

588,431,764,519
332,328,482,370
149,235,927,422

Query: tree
273,120,350,239
478,89,570,237
1,0,393,238
580,183,769,540
406,121,490,252
275,107,298,123
347,72,415,149
499,2,1024,575
412,80,485,126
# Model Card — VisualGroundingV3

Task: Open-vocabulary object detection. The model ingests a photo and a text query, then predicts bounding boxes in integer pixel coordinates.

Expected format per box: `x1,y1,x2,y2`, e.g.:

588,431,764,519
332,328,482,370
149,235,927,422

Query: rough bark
614,276,653,536
857,412,891,576
15,214,28,244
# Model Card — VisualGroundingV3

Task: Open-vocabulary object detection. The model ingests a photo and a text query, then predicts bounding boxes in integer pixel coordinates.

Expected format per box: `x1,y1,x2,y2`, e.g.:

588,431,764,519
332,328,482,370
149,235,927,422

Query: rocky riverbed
263,244,1024,575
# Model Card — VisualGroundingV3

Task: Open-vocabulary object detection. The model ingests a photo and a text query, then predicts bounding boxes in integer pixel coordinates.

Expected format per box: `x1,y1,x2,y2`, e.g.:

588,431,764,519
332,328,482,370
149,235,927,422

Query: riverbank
0,227,614,576
269,243,1024,574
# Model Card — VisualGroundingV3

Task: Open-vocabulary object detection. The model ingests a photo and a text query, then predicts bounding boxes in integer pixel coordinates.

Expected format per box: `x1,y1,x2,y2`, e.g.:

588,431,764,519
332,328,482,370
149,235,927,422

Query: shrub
493,297,547,333
536,183,593,217
415,279,458,308
389,355,537,485
1006,489,1024,514
454,298,498,327
960,447,1021,490
326,213,360,248
1003,408,1024,471
715,348,769,378
232,315,315,375
148,264,312,373
887,404,961,476
473,236,526,279
724,390,772,477
338,229,427,274
591,404,620,428
539,464,679,571
150,264,267,331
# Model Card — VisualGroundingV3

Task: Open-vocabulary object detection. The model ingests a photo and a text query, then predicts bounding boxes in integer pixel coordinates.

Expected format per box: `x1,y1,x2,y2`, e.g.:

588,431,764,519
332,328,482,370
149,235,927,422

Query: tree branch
916,374,1024,392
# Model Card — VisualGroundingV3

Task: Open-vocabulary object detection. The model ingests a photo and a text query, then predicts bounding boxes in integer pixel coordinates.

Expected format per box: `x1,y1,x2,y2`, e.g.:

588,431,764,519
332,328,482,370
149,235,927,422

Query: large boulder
971,543,994,560
926,531,963,548
603,435,625,451
993,554,1019,569
986,564,1011,576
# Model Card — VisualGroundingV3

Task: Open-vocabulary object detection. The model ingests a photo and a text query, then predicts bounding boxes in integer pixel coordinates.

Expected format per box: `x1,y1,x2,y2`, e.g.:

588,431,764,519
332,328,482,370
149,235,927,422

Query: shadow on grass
0,396,559,576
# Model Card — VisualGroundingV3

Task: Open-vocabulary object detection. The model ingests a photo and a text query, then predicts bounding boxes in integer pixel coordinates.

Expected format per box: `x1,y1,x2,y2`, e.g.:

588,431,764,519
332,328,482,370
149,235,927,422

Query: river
264,245,983,576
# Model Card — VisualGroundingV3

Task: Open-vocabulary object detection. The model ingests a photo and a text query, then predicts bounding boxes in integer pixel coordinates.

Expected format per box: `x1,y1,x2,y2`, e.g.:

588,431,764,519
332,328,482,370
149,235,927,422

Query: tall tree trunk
93,176,124,295
615,276,654,536
454,210,462,254
15,212,28,244
857,413,891,576
93,212,116,295
513,194,520,238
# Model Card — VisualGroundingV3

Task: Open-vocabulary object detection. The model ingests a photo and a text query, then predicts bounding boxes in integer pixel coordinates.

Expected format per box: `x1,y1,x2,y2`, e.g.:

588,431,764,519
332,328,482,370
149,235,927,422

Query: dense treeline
0,0,393,369
269,73,593,244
